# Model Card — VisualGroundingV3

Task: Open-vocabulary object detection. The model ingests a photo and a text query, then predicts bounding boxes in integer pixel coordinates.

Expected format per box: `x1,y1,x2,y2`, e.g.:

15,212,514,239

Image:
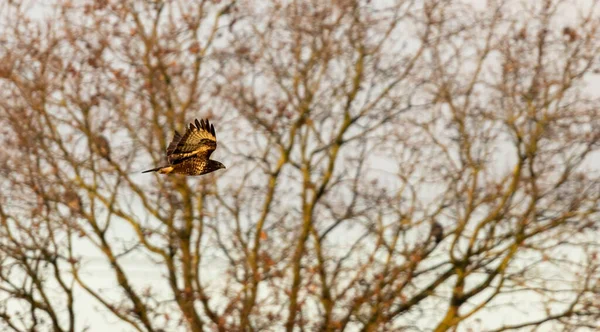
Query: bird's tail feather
142,166,162,173
142,166,173,174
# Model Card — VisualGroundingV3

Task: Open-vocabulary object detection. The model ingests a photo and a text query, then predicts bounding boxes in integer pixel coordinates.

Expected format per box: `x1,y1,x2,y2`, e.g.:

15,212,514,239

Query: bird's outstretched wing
166,119,217,164
166,130,182,156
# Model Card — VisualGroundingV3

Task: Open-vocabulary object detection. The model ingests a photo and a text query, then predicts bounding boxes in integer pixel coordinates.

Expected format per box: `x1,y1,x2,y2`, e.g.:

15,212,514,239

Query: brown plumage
64,190,82,214
142,118,225,176
430,222,443,244
94,135,111,161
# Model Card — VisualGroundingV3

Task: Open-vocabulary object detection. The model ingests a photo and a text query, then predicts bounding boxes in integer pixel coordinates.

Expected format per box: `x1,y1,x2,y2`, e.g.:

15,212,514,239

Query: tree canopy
0,0,599,331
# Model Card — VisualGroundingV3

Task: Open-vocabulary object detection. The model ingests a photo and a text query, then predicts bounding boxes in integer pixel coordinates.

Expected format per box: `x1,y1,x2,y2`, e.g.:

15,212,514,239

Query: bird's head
207,160,226,172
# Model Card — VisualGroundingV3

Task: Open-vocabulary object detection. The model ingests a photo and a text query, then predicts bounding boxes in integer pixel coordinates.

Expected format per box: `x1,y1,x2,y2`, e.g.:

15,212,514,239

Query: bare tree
0,0,598,331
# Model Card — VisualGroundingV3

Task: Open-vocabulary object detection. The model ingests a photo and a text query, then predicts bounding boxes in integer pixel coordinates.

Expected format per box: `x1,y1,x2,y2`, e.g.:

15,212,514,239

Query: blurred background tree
0,0,599,331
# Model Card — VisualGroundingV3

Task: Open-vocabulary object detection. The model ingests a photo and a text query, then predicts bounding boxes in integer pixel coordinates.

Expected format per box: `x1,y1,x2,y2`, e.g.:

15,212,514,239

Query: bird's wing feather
166,130,182,156
167,119,217,164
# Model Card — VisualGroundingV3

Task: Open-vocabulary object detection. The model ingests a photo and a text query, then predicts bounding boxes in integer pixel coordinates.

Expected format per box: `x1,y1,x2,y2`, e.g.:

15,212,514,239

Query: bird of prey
64,190,83,214
430,221,444,244
142,118,225,176
93,134,111,161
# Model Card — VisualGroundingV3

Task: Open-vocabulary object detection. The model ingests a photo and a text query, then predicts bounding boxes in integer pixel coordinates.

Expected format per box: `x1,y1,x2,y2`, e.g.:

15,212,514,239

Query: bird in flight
142,118,225,176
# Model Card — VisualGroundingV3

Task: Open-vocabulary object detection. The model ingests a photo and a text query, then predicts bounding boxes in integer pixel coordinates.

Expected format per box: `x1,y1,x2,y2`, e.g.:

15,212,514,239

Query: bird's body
94,135,111,161
143,118,225,176
145,157,224,175
431,222,443,244
64,190,82,214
